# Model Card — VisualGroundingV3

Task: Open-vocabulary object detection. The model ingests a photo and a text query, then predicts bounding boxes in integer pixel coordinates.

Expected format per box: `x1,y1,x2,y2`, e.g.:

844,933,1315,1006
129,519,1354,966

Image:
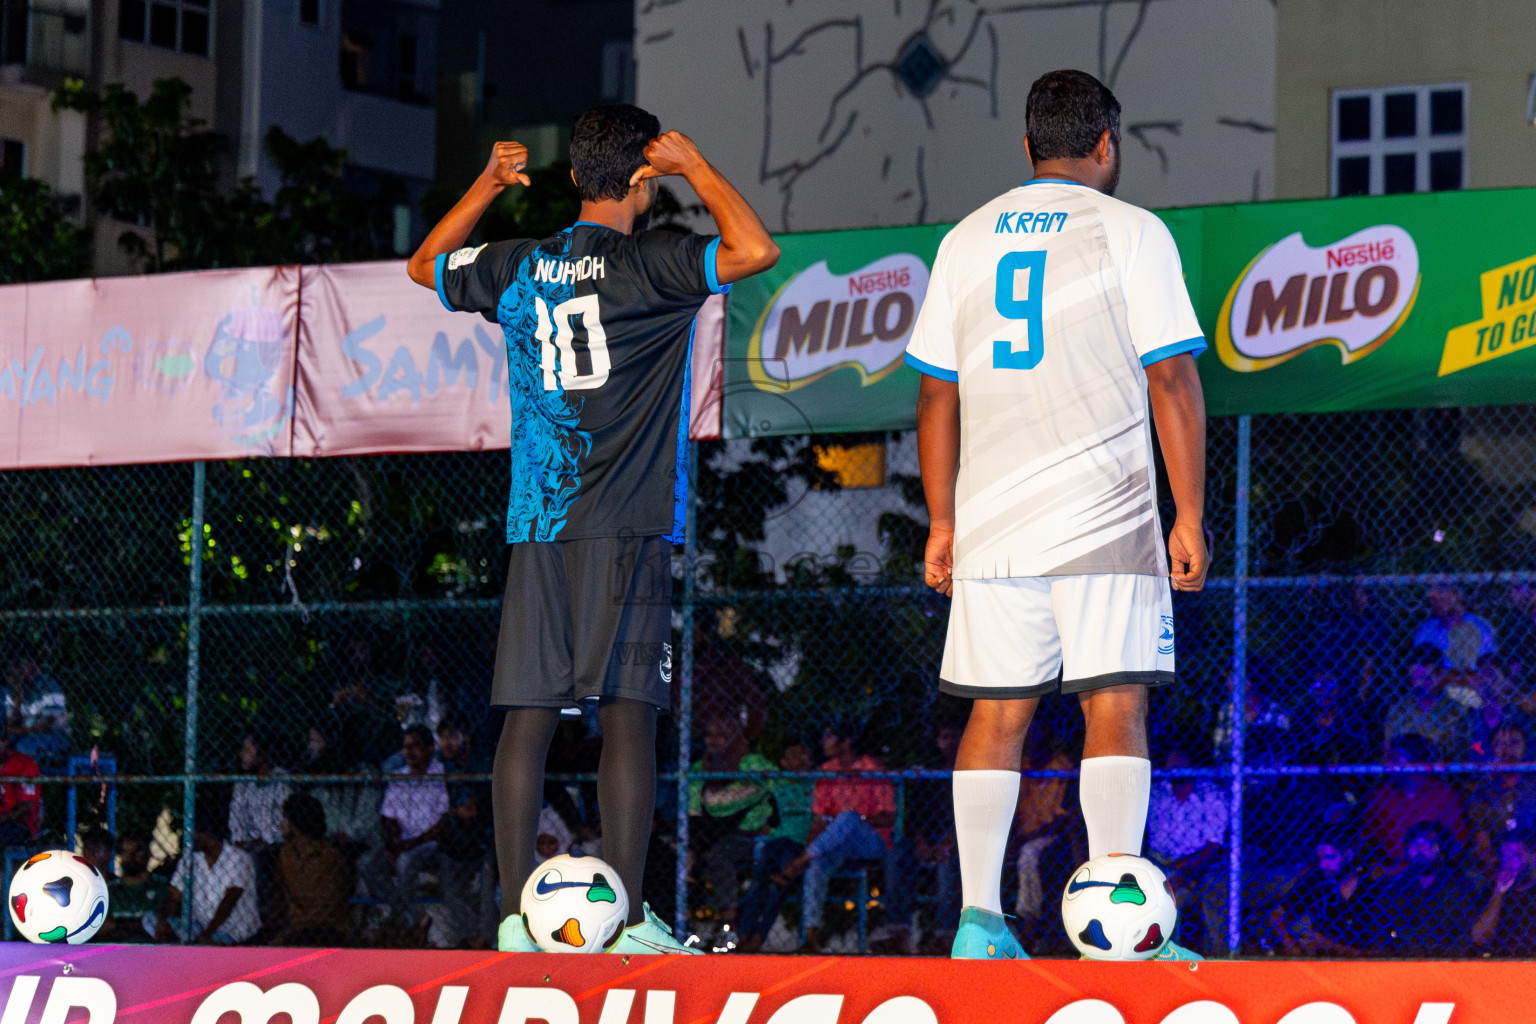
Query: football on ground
8,849,110,944
1061,853,1178,960
520,852,629,953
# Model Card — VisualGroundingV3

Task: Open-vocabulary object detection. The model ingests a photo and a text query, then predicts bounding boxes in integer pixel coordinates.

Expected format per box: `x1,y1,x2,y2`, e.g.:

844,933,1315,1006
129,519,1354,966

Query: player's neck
577,200,640,234
1027,161,1102,192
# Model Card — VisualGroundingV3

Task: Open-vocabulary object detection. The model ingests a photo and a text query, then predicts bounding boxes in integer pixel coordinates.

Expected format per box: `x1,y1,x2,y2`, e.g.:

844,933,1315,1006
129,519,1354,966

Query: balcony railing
0,0,89,77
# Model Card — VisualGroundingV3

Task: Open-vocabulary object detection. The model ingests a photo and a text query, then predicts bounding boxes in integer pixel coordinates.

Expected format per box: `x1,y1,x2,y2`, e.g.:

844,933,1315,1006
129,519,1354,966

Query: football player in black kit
407,105,778,952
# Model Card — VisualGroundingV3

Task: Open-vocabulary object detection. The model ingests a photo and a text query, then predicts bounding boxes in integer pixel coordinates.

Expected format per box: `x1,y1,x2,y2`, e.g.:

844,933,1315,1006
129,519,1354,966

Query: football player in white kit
906,69,1210,960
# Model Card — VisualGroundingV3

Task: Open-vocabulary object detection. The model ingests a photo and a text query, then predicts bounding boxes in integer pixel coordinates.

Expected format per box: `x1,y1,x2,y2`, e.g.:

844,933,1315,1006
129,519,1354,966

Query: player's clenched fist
630,131,704,184
482,141,531,188
923,527,956,597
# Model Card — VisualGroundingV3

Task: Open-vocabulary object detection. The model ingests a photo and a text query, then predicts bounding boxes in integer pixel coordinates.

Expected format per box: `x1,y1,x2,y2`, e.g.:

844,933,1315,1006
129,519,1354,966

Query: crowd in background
6,581,1536,954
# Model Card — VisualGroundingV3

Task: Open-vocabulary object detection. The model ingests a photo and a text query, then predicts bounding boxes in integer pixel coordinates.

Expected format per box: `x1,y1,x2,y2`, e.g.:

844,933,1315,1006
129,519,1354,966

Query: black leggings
492,699,657,926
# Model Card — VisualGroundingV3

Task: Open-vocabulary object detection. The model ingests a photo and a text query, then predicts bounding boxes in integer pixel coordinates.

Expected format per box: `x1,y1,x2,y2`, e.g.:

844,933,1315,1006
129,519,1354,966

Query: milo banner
723,225,950,437
723,188,1536,432
1166,186,1536,416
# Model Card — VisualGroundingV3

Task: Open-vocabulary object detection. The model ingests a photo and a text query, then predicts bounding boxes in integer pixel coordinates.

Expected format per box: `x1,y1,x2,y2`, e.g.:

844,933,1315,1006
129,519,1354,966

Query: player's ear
1022,135,1034,166
1094,129,1114,164
570,168,579,188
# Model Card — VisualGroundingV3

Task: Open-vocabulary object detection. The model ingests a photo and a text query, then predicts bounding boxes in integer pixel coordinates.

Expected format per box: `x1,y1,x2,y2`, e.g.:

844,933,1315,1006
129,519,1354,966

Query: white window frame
1330,82,1468,197
120,0,212,56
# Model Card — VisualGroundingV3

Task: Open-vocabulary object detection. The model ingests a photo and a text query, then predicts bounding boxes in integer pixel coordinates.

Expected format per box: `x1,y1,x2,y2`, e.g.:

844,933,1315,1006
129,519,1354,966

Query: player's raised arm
1145,352,1208,592
405,142,531,289
629,131,779,284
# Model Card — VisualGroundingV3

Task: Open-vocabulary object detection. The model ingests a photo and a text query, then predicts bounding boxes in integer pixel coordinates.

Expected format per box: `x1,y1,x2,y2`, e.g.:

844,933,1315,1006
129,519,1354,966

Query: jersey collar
1020,177,1086,187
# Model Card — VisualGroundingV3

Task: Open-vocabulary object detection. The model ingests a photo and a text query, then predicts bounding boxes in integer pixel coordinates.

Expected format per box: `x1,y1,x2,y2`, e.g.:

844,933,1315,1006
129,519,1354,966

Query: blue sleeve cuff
1140,336,1207,367
434,253,454,312
704,237,731,295
904,352,959,382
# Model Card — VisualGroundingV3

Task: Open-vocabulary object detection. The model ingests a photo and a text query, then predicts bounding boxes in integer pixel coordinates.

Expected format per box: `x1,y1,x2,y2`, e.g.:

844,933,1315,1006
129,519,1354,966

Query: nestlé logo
747,254,928,391
1215,225,1420,372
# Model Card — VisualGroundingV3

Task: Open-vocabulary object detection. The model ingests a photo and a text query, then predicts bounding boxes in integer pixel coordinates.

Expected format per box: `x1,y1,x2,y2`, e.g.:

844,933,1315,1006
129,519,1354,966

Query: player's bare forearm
406,141,531,288
632,131,779,283
682,160,779,283
916,374,961,594
1145,353,1207,590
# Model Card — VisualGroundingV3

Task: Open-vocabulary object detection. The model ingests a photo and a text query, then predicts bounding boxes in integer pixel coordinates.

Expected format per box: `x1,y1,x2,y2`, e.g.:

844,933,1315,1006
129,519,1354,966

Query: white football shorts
939,573,1175,699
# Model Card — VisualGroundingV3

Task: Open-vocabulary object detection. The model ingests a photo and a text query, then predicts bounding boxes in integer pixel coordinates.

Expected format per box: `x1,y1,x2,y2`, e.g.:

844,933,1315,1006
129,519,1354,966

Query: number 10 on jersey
993,250,1046,371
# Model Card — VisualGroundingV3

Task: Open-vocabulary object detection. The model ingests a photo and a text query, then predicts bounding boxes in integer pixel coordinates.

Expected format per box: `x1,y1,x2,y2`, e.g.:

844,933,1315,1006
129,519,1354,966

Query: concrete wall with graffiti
636,0,1277,233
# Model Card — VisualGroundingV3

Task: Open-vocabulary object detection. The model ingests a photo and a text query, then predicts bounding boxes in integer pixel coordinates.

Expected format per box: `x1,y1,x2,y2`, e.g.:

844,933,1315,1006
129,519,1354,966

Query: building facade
1276,0,1536,199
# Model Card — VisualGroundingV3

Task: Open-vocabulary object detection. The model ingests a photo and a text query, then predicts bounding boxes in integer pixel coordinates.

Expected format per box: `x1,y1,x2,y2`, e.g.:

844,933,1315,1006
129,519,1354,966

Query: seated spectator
1414,586,1497,670
1501,583,1536,696
735,742,814,954
433,714,494,948
1147,743,1230,956
151,807,261,945
1465,723,1536,868
774,719,908,952
1470,834,1536,956
1464,669,1534,763
273,792,351,947
688,714,777,943
229,733,290,850
97,829,170,943
1268,830,1379,955
1375,821,1473,956
1211,669,1292,765
1311,585,1391,702
1290,668,1373,766
363,724,449,940
0,731,41,848
301,719,382,858
1362,734,1467,868
1383,647,1470,757
535,804,575,867
4,656,70,769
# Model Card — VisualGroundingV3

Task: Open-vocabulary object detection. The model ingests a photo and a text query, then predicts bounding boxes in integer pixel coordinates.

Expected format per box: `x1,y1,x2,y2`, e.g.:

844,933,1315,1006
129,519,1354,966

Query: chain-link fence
4,408,1536,955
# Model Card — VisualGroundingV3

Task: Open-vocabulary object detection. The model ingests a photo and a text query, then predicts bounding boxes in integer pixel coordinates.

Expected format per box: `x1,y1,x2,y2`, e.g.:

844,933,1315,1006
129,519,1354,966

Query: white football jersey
905,178,1204,580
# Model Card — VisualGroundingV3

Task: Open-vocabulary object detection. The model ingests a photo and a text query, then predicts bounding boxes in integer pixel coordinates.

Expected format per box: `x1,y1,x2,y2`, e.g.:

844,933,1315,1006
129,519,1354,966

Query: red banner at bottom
0,944,1517,1024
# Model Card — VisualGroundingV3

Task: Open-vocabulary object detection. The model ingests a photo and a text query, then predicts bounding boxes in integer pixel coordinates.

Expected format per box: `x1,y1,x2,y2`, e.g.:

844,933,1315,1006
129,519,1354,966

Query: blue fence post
676,441,697,940
1227,416,1251,955
181,460,206,942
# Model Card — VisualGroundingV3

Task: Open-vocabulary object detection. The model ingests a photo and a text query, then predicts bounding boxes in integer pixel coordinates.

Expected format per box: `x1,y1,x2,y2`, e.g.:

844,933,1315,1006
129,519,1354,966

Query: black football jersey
435,223,726,543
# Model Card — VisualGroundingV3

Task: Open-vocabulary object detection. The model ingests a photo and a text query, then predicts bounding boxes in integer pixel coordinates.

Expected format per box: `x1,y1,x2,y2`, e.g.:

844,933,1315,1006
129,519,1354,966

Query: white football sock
1079,755,1151,858
952,769,1020,915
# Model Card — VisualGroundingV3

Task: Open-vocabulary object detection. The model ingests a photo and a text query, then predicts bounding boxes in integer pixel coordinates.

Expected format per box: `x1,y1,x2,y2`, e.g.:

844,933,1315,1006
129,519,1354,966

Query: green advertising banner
722,224,950,438
723,187,1536,434
1165,186,1536,416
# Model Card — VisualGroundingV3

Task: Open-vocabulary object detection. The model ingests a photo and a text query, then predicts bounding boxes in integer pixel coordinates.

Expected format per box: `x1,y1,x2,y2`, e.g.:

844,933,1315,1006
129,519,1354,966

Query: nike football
9,849,110,944
519,853,629,953
1061,853,1178,960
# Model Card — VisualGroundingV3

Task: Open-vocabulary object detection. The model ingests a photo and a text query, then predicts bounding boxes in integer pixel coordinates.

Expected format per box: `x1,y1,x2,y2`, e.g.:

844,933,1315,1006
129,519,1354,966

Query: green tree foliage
0,176,88,283
54,77,233,272
422,160,583,244
54,77,399,272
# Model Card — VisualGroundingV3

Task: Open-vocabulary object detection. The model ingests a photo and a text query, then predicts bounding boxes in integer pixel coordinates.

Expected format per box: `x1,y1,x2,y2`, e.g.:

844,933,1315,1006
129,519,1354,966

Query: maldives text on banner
721,187,1536,434
0,263,726,470
0,945,1519,1023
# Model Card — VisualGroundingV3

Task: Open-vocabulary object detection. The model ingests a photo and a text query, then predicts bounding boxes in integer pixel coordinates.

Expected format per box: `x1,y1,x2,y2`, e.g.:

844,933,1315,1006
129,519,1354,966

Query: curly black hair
1025,69,1121,162
569,104,662,203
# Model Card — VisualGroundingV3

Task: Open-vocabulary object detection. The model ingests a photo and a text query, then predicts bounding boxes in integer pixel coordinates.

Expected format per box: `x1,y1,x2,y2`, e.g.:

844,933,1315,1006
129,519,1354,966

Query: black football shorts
490,534,674,712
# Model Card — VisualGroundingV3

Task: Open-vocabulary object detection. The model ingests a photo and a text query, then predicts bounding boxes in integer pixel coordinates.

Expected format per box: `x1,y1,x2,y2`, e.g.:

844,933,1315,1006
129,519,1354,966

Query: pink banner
0,263,725,471
1,268,300,469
